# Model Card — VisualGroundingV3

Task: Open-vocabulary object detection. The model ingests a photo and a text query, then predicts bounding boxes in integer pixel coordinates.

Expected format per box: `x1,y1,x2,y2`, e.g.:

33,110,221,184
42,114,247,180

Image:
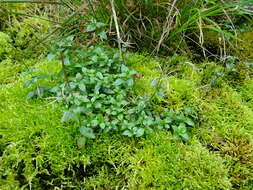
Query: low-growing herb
25,21,196,143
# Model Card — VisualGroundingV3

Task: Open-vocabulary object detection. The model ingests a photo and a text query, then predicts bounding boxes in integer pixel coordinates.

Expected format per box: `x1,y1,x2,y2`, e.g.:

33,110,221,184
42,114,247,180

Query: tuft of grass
90,0,245,56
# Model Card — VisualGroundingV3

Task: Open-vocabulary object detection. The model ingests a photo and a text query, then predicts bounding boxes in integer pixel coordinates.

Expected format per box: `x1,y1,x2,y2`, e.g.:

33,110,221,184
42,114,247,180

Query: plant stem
60,51,71,89
110,0,122,59
0,0,63,4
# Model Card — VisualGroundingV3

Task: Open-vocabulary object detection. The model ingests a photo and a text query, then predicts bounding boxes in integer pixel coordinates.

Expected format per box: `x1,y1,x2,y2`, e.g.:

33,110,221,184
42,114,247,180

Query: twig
0,0,63,4
60,52,71,89
110,0,122,59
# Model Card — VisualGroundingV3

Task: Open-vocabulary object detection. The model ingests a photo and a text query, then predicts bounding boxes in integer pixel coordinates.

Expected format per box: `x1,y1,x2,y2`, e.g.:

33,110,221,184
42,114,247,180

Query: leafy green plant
25,28,196,142
24,70,51,99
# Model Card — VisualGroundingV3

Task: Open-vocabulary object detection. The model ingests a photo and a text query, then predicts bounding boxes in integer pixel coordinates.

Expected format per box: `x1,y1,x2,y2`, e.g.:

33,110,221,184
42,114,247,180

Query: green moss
0,32,13,61
0,79,232,189
0,82,88,189
7,17,49,51
165,76,201,110
127,54,161,96
0,16,50,84
0,88,227,189
0,58,234,190
126,134,231,190
235,29,253,61
0,59,30,84
0,61,87,189
1,51,253,189
237,79,253,110
196,84,253,188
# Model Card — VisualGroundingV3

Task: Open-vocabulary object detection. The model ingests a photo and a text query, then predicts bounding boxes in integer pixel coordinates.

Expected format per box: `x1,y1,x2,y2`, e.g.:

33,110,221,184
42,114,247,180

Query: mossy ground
235,29,253,61
1,52,253,189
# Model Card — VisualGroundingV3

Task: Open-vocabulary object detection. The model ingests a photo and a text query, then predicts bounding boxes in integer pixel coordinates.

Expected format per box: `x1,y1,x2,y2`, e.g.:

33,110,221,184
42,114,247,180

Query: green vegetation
0,0,253,189
1,54,253,189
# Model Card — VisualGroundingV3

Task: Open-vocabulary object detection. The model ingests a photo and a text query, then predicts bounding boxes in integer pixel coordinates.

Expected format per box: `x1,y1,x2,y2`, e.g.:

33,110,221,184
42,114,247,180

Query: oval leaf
80,127,95,139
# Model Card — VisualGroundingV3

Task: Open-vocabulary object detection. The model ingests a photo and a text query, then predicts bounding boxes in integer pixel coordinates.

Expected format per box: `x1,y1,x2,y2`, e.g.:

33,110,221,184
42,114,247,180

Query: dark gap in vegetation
14,160,28,188
36,173,59,189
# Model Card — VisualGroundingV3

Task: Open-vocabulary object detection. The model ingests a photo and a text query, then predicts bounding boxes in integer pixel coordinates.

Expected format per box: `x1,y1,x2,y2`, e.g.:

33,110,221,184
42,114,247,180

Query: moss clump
235,29,253,61
126,134,231,190
7,17,49,53
237,79,253,110
196,84,253,188
127,54,162,96
0,77,231,189
0,32,13,61
0,77,231,190
165,76,201,110
0,14,50,84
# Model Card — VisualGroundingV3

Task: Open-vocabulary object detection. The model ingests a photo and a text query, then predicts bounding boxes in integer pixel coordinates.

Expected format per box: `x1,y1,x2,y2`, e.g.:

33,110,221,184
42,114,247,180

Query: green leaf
96,22,106,28
64,57,70,65
121,100,128,106
79,83,86,92
151,79,158,86
185,118,195,126
76,73,82,79
157,89,165,98
178,123,187,133
86,24,96,32
127,79,134,87
114,79,125,86
121,64,129,72
47,53,55,61
91,55,98,62
24,79,33,88
77,137,86,148
164,117,172,124
61,111,76,122
122,130,133,137
94,84,101,94
80,127,95,139
91,120,99,126
27,91,35,99
180,133,190,141
97,72,103,79
135,128,145,137
95,102,102,109
100,123,106,129
98,31,107,40
66,35,74,41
